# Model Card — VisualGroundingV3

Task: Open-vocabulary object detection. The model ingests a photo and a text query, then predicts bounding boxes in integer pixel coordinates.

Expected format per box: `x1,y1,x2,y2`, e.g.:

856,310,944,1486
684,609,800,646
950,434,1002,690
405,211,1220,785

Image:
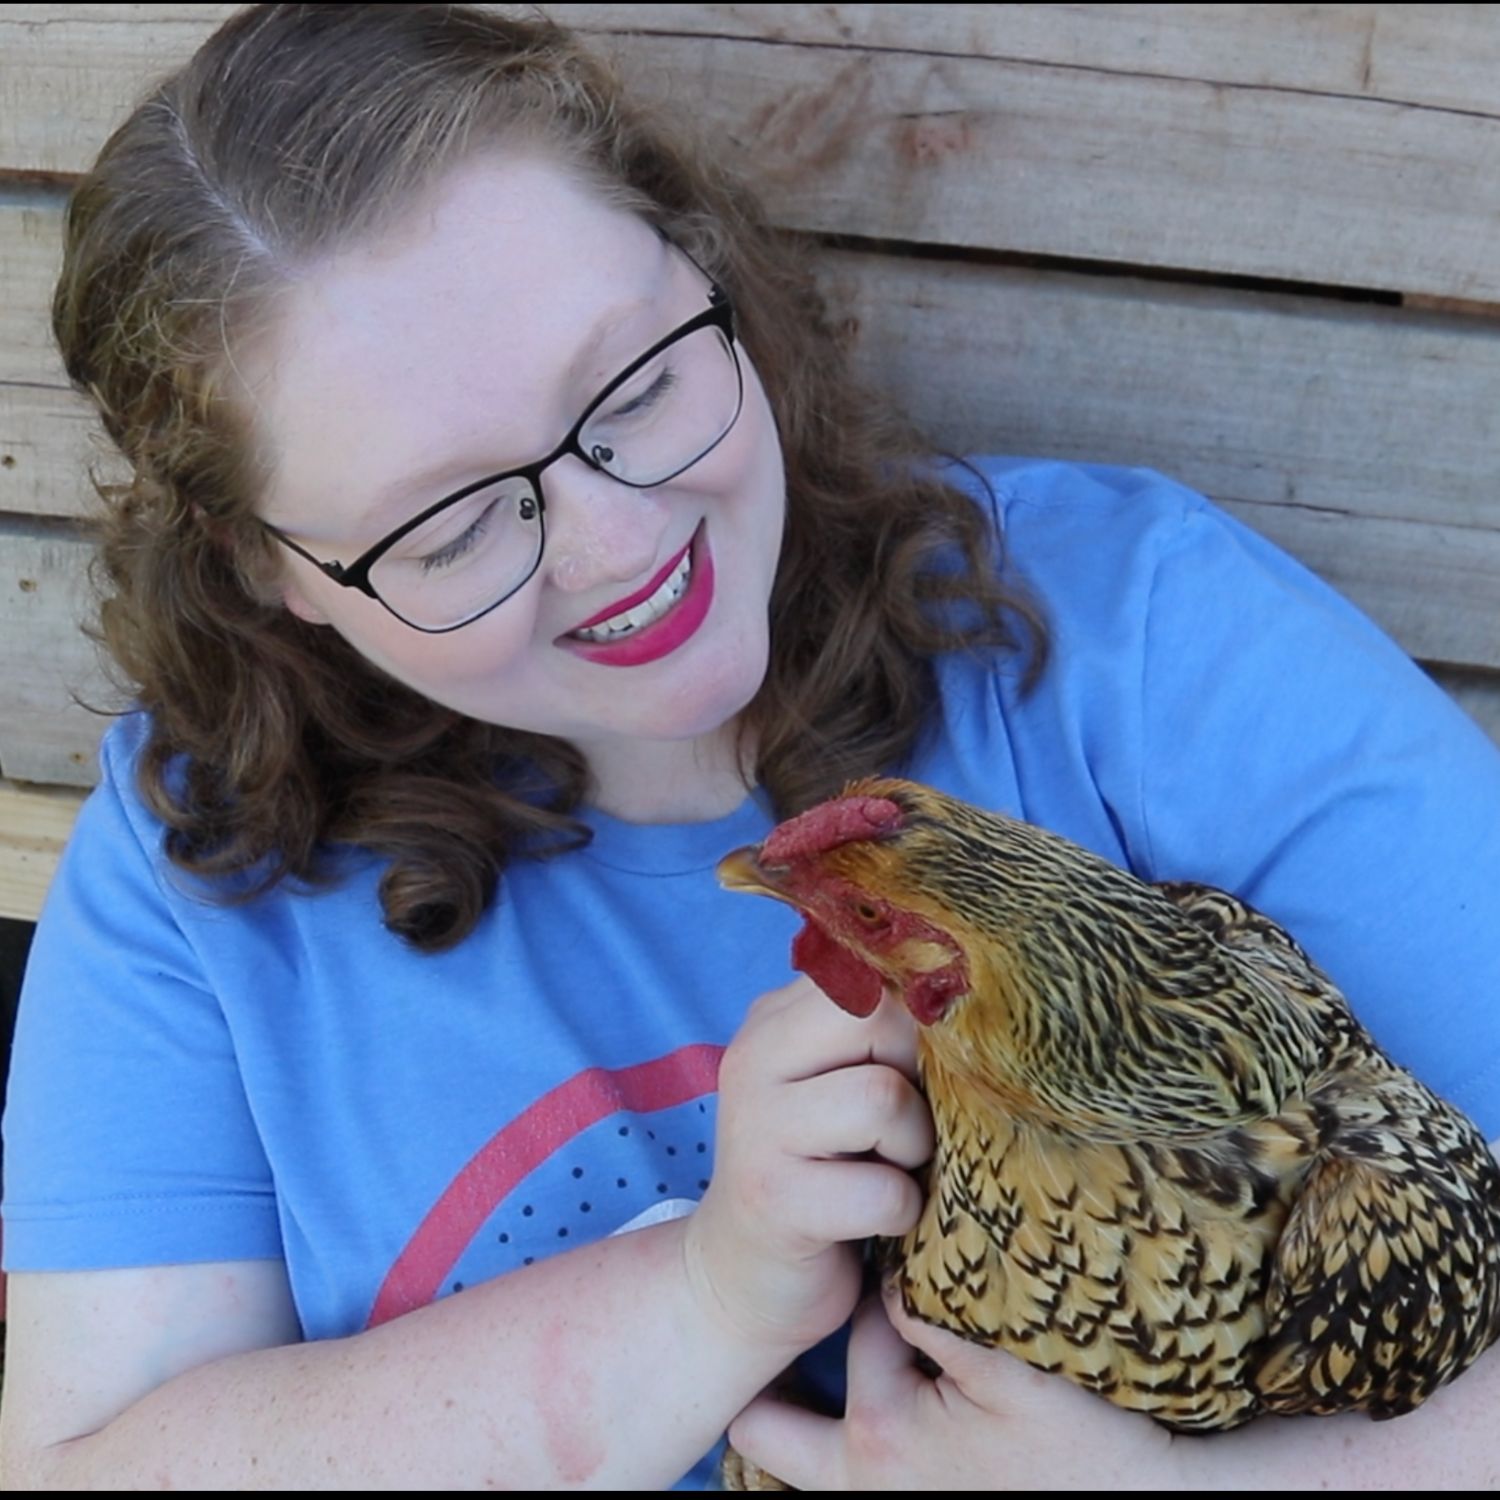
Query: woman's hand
729,1282,1179,1490
684,978,932,1354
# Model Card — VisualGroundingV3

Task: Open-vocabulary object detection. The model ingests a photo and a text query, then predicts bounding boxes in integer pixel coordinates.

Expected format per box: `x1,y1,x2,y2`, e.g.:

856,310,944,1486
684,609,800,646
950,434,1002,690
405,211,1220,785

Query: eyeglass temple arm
260,519,351,584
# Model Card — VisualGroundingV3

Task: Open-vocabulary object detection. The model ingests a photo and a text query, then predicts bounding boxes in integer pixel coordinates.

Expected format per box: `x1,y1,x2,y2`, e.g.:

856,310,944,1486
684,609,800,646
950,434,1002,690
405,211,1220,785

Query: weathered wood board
4,6,1500,298
0,780,84,924
0,384,114,524
10,197,1500,547
0,522,117,786
554,5,1500,115
0,189,67,388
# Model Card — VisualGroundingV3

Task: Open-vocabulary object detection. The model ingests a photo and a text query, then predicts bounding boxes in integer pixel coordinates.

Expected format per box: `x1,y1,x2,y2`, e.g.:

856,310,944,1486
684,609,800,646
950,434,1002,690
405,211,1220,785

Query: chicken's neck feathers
920,928,1336,1142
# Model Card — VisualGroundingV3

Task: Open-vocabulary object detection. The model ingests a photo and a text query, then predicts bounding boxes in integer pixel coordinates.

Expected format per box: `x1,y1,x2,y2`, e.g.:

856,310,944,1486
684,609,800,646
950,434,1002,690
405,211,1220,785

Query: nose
542,457,672,595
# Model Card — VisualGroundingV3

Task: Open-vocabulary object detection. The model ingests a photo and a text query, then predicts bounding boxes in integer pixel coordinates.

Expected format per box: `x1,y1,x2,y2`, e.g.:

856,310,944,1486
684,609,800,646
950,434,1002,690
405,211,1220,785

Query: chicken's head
721,776,1307,1133
717,778,977,1026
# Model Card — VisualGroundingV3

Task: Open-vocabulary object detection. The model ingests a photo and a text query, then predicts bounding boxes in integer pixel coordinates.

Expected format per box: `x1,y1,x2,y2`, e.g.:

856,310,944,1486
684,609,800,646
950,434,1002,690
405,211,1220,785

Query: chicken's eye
853,900,884,926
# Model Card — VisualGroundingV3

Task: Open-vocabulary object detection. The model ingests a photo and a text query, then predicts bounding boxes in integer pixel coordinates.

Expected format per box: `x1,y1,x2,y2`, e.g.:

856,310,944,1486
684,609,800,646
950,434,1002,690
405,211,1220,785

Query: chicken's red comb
760,795,904,863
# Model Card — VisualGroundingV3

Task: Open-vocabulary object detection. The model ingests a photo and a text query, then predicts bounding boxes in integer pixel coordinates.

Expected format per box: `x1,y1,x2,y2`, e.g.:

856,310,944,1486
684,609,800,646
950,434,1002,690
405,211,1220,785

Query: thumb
881,1276,1036,1402
883,1277,1107,1420
845,1288,930,1408
727,1389,837,1492
882,1277,985,1371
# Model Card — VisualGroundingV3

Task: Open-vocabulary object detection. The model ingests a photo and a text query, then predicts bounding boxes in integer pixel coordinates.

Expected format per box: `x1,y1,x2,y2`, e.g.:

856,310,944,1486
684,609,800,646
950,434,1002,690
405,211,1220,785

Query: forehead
242,154,671,531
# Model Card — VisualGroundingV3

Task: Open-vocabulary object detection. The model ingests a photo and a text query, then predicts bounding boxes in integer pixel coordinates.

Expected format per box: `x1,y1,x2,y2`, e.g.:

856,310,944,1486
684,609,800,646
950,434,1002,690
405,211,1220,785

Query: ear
280,578,331,626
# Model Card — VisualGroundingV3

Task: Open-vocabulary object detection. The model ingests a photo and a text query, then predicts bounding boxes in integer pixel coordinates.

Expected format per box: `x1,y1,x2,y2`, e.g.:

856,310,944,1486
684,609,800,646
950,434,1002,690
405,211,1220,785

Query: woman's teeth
571,549,693,643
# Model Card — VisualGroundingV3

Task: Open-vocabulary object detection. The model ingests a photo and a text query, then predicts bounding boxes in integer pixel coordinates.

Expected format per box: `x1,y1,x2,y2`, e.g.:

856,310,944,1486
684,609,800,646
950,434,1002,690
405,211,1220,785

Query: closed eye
418,500,496,573
606,367,676,422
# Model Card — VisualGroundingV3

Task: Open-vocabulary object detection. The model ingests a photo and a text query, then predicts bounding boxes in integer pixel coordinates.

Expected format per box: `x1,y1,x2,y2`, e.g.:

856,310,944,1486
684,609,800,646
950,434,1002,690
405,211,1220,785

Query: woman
4,4,1499,1488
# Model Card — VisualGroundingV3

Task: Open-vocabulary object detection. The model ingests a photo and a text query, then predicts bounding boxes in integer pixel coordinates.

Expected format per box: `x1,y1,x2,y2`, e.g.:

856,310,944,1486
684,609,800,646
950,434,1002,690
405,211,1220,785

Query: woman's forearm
20,1218,789,1491
1166,1343,1500,1491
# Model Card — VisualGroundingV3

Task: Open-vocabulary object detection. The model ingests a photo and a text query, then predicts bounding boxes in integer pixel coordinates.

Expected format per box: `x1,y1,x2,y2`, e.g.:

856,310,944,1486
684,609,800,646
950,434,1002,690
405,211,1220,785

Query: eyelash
419,499,496,573
609,367,676,420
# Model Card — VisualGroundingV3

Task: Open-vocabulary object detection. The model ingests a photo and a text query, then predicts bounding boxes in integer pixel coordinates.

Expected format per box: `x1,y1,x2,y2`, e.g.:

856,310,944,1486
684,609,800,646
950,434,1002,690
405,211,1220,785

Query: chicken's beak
716,845,788,900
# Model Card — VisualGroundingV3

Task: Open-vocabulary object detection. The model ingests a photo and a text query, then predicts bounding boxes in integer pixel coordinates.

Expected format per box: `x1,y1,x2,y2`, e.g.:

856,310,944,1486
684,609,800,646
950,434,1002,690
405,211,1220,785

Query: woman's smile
560,522,715,667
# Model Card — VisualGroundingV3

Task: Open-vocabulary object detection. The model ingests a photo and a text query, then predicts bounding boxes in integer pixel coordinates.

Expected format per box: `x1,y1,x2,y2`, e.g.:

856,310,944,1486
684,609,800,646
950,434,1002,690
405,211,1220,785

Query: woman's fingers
774,1063,935,1169
772,1158,926,1244
731,977,919,1084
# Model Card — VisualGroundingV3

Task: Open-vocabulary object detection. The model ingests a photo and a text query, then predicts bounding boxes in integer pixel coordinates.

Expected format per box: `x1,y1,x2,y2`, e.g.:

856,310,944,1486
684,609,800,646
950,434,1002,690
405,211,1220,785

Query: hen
717,777,1500,1433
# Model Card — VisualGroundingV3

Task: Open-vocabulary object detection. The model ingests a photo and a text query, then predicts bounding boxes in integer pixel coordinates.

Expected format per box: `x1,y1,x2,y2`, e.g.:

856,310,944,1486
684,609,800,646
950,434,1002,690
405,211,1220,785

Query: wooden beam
830,251,1500,538
552,6,1500,116
10,197,1500,533
4,6,1500,298
1437,666,1500,748
0,778,85,923
0,520,114,786
0,383,119,522
0,192,66,388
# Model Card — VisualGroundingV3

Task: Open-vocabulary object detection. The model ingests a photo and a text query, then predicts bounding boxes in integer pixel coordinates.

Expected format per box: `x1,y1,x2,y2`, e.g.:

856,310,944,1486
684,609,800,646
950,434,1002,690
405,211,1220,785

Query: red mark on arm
531,1313,606,1484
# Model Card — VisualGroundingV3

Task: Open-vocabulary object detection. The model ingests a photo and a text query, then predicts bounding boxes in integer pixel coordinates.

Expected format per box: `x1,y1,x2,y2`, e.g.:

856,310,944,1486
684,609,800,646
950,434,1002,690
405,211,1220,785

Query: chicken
717,777,1500,1433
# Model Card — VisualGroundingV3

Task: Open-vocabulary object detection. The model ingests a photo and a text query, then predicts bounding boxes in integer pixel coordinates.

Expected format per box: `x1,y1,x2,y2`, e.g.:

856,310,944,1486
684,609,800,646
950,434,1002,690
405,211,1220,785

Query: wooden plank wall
2,4,1499,920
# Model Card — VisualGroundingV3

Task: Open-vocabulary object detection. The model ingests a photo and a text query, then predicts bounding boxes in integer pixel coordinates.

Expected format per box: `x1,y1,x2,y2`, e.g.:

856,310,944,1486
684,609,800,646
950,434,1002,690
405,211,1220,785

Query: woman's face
245,154,786,786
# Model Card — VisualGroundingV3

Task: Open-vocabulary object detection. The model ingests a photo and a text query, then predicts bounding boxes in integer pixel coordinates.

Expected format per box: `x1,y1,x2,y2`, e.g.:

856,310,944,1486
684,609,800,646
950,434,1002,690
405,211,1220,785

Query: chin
649,633,770,743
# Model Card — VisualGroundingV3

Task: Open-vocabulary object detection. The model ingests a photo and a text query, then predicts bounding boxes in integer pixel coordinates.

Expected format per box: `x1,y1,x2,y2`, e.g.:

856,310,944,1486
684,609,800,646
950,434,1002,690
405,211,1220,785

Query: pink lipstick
561,524,714,668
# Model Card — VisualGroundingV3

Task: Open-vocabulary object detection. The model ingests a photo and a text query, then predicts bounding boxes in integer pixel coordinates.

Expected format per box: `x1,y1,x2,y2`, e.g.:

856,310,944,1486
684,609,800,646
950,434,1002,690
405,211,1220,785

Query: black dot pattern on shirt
494,1110,720,1265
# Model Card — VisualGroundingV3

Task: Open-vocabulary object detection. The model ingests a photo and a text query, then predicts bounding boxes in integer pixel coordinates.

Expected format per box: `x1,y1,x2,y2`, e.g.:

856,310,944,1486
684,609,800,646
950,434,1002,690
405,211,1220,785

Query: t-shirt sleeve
2,720,283,1269
1125,482,1500,1137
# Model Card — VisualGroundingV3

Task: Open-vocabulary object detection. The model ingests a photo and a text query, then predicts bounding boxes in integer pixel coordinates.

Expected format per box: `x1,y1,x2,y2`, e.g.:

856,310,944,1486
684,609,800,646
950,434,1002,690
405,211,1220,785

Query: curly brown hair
53,2,1048,951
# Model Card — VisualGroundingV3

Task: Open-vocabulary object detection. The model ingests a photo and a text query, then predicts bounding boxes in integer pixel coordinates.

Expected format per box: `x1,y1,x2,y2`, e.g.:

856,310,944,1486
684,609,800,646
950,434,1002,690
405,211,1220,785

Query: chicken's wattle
791,918,883,1016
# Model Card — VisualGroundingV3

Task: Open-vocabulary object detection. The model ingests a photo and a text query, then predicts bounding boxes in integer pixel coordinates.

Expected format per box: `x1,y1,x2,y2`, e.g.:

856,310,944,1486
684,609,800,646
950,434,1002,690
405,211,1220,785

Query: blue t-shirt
7,457,1500,1485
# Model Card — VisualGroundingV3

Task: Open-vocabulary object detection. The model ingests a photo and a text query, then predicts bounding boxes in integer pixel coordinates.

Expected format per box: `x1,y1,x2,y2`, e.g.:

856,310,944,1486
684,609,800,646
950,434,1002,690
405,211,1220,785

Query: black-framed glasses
261,272,743,633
